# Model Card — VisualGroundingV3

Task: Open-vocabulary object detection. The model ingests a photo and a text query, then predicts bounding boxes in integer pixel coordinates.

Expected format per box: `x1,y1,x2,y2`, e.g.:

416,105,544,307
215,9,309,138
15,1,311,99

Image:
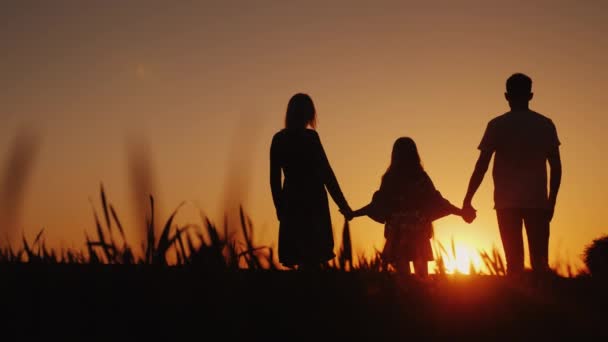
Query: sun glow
437,242,484,275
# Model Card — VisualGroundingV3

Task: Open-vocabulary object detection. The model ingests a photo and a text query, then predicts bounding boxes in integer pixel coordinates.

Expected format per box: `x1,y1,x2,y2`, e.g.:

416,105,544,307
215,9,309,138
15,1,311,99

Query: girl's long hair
285,93,317,129
382,137,424,185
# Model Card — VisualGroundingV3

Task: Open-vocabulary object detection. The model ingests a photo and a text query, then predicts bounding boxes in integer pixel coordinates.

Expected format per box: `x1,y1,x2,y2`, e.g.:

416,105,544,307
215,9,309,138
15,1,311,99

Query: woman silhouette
270,93,352,269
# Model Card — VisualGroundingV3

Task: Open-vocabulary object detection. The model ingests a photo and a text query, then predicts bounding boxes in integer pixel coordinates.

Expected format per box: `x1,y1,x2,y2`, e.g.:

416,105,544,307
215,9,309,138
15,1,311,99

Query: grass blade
154,201,186,265
110,205,126,241
100,184,112,231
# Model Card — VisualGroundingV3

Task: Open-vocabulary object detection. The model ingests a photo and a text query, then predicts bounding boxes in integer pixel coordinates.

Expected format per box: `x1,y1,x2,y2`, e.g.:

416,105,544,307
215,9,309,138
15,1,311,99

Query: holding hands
341,205,368,222
461,202,477,224
340,207,354,221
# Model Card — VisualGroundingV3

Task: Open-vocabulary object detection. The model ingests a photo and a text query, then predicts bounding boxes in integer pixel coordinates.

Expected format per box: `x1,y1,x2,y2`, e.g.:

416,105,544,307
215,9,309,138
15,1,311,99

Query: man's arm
463,150,493,208
547,147,562,221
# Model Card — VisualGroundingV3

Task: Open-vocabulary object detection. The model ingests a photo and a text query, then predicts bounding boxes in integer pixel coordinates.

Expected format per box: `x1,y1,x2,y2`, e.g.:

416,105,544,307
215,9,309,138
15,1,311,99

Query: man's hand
462,204,477,224
461,150,492,224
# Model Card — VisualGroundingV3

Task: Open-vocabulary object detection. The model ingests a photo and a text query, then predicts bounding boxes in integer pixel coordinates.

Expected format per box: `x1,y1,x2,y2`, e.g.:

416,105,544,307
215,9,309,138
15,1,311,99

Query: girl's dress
270,128,349,266
364,170,456,264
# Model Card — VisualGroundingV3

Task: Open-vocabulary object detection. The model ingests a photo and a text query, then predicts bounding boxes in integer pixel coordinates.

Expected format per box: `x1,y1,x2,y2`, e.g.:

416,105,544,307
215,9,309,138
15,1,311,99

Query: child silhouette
350,137,466,276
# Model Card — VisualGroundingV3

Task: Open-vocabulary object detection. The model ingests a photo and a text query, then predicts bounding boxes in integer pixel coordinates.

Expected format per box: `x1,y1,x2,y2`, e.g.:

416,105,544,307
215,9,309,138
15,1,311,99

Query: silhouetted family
270,73,562,276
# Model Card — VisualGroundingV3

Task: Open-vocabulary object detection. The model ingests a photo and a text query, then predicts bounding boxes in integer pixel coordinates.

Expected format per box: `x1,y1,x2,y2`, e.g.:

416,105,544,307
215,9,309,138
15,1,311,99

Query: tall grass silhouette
335,219,353,271
478,245,507,276
0,183,580,278
0,184,360,270
1,185,279,269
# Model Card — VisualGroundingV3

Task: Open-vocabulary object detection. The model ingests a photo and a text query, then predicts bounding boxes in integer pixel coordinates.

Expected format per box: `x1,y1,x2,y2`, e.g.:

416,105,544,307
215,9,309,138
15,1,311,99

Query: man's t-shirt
478,109,560,209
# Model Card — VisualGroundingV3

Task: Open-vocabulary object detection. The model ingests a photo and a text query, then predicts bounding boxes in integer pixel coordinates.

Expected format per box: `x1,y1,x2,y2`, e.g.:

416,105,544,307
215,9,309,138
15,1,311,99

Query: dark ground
1,265,607,340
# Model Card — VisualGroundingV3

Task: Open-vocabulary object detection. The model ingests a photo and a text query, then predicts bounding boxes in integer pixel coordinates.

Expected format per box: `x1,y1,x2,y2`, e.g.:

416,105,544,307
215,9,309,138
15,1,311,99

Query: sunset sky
1,1,606,271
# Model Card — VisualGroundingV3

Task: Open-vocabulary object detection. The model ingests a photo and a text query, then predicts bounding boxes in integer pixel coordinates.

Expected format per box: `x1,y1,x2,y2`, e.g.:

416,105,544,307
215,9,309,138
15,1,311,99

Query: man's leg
523,209,551,273
496,209,525,275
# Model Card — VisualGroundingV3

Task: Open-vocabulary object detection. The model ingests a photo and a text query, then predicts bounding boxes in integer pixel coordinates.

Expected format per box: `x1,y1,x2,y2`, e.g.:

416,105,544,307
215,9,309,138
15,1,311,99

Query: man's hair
506,73,532,95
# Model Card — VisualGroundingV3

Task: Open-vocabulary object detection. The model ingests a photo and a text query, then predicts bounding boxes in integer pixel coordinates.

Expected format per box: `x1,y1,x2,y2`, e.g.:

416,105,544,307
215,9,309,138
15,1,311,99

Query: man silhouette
462,73,562,275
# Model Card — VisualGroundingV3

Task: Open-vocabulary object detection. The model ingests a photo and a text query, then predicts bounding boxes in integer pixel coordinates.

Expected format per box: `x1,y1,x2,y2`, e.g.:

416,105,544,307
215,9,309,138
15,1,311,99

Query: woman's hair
382,137,424,183
285,93,317,129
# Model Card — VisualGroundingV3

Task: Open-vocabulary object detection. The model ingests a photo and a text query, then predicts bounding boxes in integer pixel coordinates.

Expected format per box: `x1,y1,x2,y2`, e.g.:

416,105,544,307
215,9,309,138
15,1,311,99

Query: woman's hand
340,207,354,221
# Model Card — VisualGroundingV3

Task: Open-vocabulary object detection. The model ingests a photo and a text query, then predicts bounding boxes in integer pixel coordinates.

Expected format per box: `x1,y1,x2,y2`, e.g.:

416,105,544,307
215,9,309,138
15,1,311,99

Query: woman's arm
270,134,283,221
311,131,351,215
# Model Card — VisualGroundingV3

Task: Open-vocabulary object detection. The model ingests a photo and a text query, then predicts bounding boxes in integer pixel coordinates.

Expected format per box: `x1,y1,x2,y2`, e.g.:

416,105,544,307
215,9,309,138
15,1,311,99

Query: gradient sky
1,1,607,271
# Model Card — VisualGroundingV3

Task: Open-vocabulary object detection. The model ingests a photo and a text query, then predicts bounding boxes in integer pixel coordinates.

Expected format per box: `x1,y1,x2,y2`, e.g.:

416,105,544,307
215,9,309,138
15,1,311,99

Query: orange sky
1,1,607,271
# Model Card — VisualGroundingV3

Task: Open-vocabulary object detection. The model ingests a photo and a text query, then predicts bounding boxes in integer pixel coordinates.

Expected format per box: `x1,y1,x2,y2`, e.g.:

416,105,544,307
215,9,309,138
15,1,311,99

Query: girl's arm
349,188,388,224
446,203,464,217
422,172,463,221
351,204,372,218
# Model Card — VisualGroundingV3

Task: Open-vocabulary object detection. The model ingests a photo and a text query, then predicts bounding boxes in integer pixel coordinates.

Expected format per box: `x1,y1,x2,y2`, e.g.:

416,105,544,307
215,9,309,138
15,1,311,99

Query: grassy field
1,186,606,339
1,265,607,339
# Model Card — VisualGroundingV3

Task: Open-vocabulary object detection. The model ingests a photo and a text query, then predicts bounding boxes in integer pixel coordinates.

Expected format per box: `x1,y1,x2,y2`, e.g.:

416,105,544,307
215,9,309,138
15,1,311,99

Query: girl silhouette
351,137,464,276
270,93,352,269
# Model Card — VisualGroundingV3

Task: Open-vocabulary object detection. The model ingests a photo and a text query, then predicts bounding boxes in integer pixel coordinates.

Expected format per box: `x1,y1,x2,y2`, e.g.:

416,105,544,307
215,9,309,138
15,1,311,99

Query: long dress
364,170,456,263
270,128,350,266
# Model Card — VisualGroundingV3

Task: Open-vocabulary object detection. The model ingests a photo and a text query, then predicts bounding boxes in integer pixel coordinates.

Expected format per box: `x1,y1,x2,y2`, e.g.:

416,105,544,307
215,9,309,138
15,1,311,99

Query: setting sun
435,241,485,275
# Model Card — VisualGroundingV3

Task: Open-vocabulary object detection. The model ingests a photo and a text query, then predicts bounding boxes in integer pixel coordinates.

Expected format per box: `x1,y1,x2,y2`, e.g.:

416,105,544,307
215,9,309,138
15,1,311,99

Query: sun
438,242,484,275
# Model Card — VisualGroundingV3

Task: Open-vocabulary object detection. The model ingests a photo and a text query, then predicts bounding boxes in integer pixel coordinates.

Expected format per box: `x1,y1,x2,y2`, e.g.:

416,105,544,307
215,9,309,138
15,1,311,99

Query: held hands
340,207,354,221
461,204,477,224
